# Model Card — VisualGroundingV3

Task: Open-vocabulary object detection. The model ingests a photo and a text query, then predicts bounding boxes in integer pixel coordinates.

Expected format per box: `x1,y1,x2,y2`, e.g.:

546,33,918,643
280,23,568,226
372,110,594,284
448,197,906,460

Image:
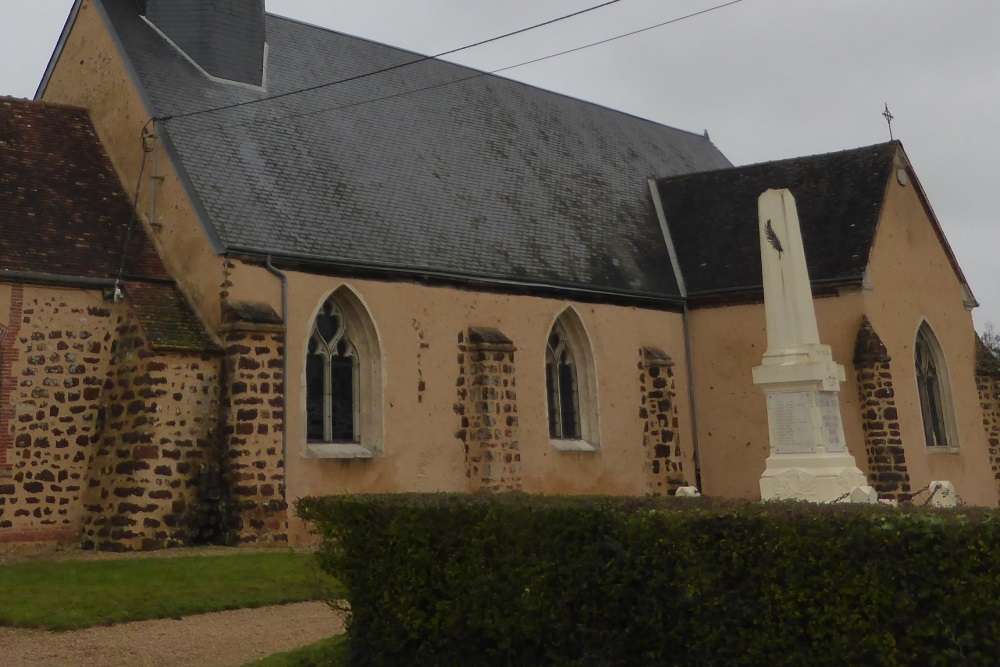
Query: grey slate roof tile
98,0,732,298
655,143,899,297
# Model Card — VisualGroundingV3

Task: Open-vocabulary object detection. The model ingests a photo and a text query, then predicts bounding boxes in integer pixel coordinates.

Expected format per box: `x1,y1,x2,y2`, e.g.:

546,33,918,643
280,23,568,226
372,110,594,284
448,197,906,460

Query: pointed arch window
914,322,956,448
545,309,600,451
307,299,359,443
304,287,384,458
546,322,580,440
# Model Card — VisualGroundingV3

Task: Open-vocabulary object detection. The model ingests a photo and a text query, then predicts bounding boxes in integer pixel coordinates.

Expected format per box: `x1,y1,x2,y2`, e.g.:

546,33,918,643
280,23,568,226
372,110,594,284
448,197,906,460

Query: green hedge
297,494,1000,666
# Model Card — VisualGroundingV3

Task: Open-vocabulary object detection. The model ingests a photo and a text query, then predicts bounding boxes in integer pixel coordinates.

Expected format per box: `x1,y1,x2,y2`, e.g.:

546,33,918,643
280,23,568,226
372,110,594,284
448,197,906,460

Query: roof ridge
657,140,900,184
263,12,717,143
0,95,90,114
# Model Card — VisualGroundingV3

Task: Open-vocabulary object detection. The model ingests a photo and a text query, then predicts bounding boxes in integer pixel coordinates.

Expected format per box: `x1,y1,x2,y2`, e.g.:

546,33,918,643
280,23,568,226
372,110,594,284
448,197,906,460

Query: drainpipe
681,303,703,490
648,178,702,490
264,256,288,501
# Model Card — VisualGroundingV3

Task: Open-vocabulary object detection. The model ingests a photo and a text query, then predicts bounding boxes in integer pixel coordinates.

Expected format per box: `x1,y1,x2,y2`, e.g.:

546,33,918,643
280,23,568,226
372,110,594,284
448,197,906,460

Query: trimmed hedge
297,494,1000,666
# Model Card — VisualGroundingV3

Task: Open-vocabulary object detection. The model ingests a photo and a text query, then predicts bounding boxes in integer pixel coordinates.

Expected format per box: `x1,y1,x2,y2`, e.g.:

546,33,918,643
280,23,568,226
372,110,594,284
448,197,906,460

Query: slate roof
82,0,733,299
0,97,169,282
0,97,217,352
655,143,900,297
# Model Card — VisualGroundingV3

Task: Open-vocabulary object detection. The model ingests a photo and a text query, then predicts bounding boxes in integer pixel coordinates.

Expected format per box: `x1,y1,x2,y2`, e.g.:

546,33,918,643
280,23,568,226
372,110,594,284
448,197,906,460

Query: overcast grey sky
3,1,999,329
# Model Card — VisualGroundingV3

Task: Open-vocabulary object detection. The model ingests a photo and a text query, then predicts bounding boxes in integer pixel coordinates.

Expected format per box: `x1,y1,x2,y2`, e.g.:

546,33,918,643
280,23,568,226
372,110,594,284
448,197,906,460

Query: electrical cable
174,0,749,131
157,0,624,122
113,120,155,300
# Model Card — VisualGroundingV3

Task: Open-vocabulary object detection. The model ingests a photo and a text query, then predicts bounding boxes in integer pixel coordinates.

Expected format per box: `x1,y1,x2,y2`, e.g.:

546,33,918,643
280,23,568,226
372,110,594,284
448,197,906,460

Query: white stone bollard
848,485,878,504
927,480,957,508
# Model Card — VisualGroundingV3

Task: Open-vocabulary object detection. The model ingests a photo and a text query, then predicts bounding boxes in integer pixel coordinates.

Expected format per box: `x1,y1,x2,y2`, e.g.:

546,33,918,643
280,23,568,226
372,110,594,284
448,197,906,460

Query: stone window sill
550,439,598,452
304,443,378,459
926,445,961,455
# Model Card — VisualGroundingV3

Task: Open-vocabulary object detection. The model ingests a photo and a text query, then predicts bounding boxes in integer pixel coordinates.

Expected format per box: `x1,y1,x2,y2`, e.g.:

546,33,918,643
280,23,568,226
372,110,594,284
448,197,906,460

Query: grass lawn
0,551,341,631
246,635,348,667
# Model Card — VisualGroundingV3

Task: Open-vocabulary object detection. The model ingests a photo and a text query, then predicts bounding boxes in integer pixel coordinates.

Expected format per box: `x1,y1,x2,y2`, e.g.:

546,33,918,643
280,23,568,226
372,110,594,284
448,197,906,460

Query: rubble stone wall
0,286,115,543
219,323,287,544
853,316,911,501
454,328,521,493
80,309,221,551
639,347,687,494
974,338,1000,504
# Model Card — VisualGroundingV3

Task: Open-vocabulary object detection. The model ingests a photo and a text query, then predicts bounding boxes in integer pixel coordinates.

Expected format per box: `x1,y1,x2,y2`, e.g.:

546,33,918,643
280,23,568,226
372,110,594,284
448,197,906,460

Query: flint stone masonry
974,337,1000,503
218,320,287,544
454,327,521,493
80,308,221,551
853,316,911,502
0,288,114,542
639,347,687,495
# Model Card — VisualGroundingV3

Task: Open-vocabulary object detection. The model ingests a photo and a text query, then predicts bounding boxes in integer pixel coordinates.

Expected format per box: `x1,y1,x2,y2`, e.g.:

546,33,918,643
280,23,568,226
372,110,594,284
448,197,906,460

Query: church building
1,0,997,550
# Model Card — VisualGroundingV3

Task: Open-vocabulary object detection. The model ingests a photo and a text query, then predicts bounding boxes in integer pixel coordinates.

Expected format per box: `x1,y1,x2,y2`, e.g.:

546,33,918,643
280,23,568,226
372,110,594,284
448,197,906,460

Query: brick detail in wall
974,337,1000,503
219,323,287,544
80,309,221,551
853,316,911,501
454,327,521,493
639,347,688,495
0,285,24,476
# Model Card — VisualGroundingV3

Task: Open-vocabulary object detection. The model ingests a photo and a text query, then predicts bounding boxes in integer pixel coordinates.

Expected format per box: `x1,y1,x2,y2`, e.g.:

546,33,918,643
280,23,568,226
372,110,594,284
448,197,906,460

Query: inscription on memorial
766,391,816,454
817,392,846,452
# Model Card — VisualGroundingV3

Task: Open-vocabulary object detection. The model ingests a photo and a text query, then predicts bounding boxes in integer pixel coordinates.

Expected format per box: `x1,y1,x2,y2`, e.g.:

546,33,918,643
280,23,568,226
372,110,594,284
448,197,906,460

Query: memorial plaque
766,391,816,453
817,392,846,452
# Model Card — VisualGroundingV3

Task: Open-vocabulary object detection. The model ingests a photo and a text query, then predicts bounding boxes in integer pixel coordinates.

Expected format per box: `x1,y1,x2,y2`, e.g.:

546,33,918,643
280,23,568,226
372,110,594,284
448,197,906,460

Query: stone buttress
853,316,911,501
639,346,687,494
454,327,521,493
80,285,221,552
218,301,288,544
974,337,1000,503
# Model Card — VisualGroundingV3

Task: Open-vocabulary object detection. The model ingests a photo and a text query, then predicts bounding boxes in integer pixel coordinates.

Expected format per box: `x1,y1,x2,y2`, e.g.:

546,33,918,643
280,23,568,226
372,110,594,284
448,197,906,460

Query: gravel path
0,601,346,666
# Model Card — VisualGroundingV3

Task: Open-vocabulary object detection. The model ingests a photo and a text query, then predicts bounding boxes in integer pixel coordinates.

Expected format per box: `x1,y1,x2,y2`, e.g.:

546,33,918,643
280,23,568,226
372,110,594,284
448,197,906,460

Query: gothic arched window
914,322,955,448
546,321,580,440
545,309,600,450
306,298,359,443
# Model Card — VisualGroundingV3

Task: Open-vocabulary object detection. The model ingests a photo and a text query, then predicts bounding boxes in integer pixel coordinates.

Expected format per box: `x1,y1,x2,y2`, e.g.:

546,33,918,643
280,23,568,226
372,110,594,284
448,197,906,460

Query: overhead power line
180,0,751,131
158,0,624,122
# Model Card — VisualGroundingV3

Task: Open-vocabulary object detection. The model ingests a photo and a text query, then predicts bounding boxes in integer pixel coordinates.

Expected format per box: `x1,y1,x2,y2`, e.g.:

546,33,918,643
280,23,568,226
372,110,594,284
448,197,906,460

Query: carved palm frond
764,219,784,256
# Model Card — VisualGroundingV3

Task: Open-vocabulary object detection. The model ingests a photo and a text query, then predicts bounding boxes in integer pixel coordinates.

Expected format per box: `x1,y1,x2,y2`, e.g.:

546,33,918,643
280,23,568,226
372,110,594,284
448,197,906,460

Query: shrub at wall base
298,494,1000,667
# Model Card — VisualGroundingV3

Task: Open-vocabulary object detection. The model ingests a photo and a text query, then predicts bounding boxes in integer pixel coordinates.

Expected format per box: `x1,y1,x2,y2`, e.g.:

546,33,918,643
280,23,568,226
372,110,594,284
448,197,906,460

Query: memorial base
759,451,870,503
753,352,871,504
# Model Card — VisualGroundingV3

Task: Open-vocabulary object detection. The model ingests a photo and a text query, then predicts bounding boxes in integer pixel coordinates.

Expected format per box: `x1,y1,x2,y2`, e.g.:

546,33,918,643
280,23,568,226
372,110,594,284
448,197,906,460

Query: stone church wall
0,284,222,550
0,285,117,543
80,309,220,551
218,322,287,545
862,167,997,506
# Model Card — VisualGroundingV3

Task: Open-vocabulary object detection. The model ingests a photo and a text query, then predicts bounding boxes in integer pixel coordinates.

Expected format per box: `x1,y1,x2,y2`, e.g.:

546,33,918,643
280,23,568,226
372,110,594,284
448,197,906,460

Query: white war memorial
751,189,877,503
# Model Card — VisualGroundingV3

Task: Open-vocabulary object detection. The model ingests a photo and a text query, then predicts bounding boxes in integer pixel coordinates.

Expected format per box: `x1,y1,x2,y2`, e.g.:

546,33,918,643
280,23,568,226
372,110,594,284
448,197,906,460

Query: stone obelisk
752,189,874,503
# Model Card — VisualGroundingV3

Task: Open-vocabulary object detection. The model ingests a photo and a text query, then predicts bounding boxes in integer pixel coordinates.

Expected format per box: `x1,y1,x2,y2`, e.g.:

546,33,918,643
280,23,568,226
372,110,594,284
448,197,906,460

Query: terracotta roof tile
127,282,220,352
0,96,169,281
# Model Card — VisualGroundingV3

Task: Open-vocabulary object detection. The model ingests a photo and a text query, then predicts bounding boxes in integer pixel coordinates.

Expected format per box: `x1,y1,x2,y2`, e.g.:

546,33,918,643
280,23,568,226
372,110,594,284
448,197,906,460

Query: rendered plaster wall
0,285,117,542
221,269,693,542
862,167,996,506
688,294,868,500
40,0,228,329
